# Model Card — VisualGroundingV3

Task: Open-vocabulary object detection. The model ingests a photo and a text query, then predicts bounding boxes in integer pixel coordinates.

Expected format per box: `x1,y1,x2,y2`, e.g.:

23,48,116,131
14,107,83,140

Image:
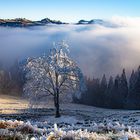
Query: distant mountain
0,18,66,27
77,19,104,24
77,19,118,27
39,18,64,25
77,20,89,24
0,18,118,27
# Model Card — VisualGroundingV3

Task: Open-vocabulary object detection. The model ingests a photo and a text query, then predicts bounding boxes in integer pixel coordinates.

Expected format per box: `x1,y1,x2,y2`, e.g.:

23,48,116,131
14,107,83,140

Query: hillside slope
0,95,140,139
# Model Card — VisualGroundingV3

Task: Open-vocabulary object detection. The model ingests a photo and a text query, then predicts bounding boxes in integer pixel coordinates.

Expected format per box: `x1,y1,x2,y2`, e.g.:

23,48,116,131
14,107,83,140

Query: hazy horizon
0,0,140,22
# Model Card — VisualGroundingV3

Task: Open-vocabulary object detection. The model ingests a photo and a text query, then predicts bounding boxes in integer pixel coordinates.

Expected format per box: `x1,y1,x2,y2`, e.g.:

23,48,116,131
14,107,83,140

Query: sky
0,0,140,22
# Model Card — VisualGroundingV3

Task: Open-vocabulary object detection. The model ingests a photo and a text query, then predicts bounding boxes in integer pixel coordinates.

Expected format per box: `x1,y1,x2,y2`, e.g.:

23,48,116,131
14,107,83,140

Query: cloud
110,16,140,27
0,17,140,78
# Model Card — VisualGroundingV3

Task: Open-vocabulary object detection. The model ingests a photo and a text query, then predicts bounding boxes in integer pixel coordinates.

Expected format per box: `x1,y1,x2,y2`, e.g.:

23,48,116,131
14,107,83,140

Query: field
0,95,140,139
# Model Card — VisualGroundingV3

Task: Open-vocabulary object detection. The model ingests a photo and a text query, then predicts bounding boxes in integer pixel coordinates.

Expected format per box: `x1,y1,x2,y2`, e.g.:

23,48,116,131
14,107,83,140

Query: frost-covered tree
24,41,85,117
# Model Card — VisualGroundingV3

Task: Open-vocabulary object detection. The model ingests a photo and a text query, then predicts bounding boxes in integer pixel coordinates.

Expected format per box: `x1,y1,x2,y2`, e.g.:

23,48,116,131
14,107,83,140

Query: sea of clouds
0,16,140,78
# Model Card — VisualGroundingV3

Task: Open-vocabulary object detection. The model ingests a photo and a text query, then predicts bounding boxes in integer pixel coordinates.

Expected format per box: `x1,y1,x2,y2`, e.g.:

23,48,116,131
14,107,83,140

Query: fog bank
0,17,140,78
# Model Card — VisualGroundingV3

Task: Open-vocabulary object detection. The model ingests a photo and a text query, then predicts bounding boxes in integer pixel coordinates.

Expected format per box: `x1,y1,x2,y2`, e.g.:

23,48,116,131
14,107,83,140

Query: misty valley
0,20,140,139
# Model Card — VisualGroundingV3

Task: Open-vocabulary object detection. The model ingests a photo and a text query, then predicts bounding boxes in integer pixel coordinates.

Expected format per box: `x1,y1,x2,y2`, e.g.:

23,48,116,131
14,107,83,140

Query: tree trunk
54,70,61,118
56,94,60,118
54,93,60,118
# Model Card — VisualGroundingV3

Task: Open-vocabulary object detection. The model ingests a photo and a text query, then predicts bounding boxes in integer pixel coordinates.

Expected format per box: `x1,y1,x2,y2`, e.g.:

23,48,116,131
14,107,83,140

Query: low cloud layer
0,16,140,78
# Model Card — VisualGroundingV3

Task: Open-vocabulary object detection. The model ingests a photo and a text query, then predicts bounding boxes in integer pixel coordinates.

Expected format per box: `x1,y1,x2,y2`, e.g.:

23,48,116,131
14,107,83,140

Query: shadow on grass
0,108,57,121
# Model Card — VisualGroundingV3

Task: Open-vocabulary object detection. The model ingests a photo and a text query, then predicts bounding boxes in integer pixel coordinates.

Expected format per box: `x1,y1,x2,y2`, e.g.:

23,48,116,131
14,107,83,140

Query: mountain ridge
0,18,116,27
0,18,67,27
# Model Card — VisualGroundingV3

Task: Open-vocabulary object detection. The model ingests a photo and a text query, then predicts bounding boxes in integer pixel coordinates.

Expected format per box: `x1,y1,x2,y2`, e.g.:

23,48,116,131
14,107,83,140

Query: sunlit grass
0,95,28,114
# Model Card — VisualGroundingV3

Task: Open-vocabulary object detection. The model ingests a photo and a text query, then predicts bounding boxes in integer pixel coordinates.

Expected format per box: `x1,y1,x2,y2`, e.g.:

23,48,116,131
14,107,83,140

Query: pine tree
100,74,107,107
134,66,140,94
119,69,128,108
132,66,140,108
107,76,114,107
125,66,140,108
93,78,100,106
112,75,121,108
129,70,136,94
125,70,136,108
10,60,25,95
108,76,114,92
100,74,107,91
80,77,93,105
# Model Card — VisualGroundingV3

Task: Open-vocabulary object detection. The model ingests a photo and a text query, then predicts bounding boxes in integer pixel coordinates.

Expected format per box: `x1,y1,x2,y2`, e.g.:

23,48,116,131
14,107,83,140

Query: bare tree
24,41,85,117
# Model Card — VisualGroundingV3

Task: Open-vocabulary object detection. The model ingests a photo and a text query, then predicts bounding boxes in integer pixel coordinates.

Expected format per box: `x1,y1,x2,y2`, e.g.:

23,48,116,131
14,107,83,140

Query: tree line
0,60,24,96
77,66,140,109
1,58,140,110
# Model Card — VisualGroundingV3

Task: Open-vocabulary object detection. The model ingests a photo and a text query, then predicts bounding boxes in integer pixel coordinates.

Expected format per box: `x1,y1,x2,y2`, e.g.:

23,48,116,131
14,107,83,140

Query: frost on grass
0,120,140,139
0,97,140,139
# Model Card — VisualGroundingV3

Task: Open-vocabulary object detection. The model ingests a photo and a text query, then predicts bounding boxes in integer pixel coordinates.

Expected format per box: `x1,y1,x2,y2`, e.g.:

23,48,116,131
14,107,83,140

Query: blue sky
0,0,140,22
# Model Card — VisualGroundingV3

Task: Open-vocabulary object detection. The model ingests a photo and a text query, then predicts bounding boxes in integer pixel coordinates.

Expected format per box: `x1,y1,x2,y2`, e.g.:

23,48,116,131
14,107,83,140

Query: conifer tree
119,69,128,107
100,74,107,106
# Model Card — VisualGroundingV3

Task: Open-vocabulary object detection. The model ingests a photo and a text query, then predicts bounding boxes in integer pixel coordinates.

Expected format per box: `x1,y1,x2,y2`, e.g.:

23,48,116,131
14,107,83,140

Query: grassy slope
0,95,140,128
0,94,28,114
